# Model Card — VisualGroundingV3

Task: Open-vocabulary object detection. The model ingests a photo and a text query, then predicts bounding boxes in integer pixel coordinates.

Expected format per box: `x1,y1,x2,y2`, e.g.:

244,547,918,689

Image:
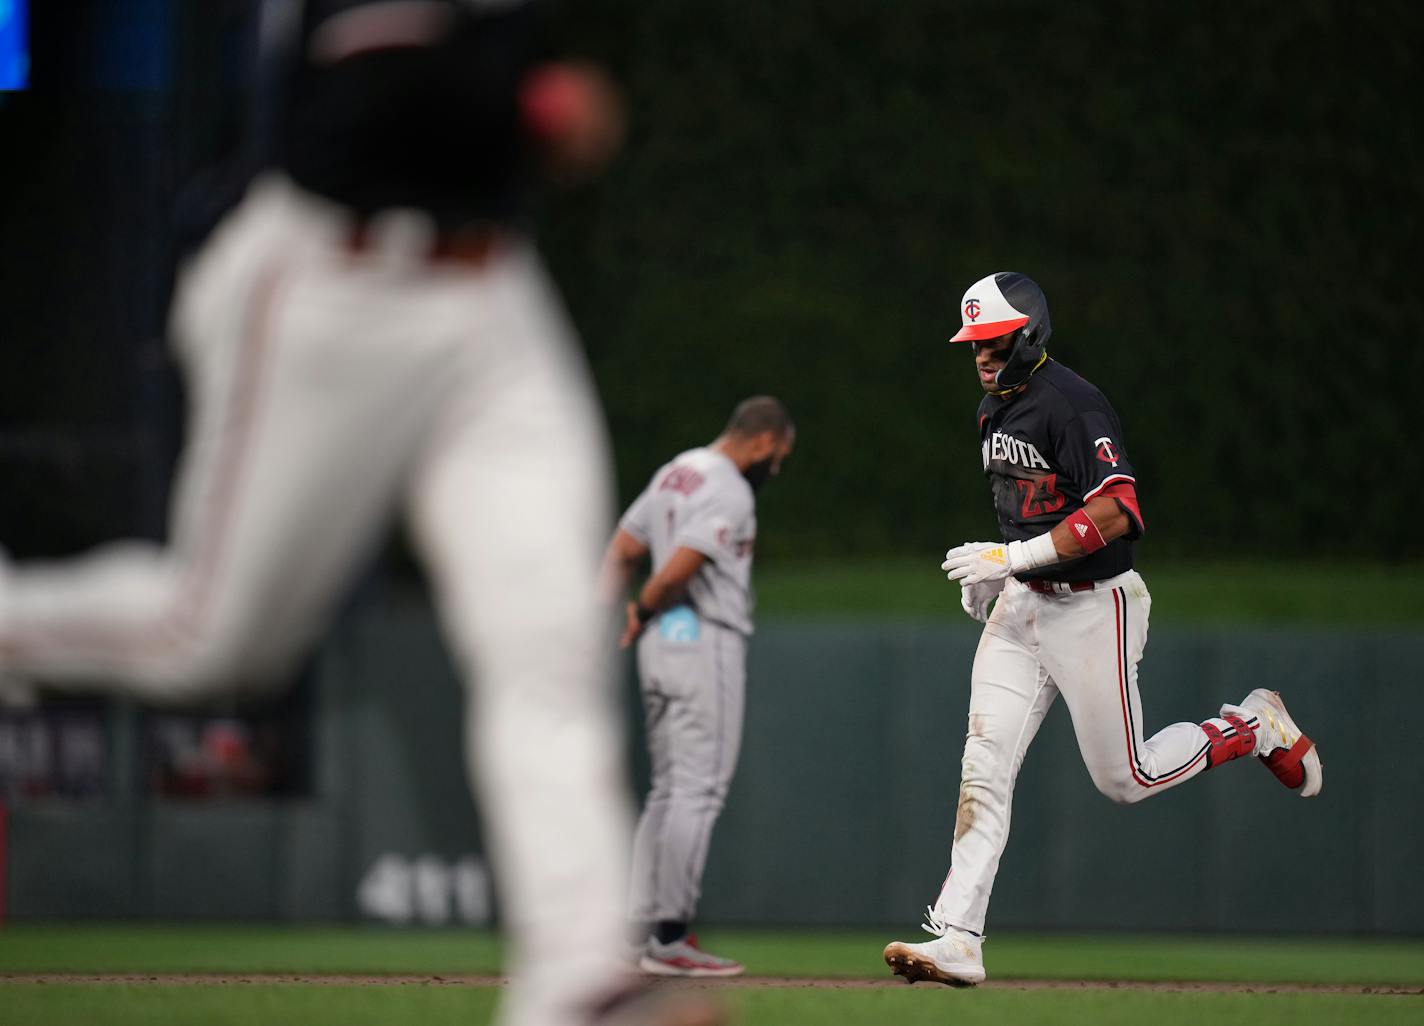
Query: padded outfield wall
6,597,1419,934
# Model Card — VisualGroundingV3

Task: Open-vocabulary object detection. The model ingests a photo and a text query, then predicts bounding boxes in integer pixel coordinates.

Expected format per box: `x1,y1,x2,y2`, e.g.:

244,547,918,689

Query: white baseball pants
932,570,1223,935
629,613,746,925
0,177,632,1026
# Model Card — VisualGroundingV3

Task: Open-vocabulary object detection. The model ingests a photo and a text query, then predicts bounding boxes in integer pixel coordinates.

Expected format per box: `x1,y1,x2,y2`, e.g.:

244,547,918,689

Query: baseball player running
601,397,795,978
883,272,1322,987
0,4,705,1025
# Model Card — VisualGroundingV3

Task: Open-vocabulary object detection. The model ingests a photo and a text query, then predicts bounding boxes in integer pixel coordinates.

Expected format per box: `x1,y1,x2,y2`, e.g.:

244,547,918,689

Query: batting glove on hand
943,533,1060,587
942,541,1013,587
959,577,1005,622
939,544,1001,619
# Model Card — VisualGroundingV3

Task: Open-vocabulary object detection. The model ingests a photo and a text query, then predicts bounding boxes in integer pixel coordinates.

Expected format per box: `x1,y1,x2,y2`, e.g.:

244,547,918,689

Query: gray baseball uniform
619,446,756,922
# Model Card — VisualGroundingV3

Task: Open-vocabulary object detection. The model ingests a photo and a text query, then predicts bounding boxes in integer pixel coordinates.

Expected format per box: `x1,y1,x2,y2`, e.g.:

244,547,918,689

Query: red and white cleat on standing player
639,934,744,978
1221,688,1323,797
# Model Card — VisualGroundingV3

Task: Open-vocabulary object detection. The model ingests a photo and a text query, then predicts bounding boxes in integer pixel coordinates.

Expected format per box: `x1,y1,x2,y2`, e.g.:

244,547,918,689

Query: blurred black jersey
276,0,550,228
975,359,1145,584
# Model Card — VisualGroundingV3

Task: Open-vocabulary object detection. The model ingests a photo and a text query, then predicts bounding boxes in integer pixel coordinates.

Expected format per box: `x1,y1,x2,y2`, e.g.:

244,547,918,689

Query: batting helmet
949,272,1052,391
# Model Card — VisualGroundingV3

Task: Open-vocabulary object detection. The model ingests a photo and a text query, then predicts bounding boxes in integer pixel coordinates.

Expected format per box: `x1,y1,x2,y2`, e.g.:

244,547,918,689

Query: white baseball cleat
1222,688,1323,798
883,926,985,987
638,934,743,978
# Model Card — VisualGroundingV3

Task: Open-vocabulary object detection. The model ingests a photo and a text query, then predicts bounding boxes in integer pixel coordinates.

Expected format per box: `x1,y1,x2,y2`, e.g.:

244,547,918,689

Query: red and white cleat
638,934,743,979
1222,688,1323,797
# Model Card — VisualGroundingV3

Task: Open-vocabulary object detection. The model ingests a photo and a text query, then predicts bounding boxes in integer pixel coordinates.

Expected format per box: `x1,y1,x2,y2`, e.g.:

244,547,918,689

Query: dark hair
724,395,793,439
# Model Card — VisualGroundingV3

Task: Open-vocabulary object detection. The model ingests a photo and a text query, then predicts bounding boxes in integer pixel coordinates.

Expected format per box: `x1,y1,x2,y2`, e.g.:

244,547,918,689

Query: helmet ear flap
993,322,1046,391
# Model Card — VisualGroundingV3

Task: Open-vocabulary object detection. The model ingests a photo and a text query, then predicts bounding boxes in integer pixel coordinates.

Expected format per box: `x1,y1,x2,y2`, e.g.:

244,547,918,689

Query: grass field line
2,973,1421,996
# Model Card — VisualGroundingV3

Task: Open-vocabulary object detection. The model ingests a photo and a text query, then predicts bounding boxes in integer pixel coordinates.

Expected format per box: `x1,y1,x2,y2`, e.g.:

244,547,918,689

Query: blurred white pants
932,570,1217,935
0,176,632,1026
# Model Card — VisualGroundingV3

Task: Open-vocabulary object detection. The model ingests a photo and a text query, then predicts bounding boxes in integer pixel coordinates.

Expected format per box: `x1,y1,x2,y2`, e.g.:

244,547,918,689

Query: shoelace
921,906,986,942
921,906,949,937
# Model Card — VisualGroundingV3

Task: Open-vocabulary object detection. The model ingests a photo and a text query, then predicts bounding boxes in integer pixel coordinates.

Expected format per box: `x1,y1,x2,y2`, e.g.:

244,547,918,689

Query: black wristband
635,603,656,625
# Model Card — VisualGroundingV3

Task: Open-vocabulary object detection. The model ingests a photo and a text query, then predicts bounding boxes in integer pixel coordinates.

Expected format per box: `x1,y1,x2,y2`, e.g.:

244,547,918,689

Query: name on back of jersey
659,466,705,496
983,431,1050,472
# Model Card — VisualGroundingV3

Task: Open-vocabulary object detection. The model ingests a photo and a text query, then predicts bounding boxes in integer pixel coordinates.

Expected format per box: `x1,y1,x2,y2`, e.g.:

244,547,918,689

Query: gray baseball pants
629,611,746,924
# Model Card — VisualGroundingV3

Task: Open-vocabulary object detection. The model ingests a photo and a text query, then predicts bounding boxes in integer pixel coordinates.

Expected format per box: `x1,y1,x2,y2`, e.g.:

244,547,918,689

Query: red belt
346,222,503,267
1024,578,1096,594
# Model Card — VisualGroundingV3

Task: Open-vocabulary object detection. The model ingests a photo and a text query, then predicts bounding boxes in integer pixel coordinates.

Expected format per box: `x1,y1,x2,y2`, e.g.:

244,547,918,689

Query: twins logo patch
964,298,982,322
1094,436,1120,467
658,605,701,642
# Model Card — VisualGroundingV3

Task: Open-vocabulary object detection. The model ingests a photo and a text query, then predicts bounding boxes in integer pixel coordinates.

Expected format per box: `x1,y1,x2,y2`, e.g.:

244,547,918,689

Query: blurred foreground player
883,272,1321,988
602,397,794,977
0,3,709,1024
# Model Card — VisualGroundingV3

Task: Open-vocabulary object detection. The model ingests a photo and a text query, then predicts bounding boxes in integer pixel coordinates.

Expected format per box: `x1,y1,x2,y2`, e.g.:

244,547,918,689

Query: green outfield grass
3,985,1420,1026
0,924,504,975
1,926,1421,1026
754,558,1424,625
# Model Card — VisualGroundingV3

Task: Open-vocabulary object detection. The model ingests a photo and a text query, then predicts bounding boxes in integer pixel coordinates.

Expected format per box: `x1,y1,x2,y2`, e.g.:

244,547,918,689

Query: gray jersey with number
619,447,756,635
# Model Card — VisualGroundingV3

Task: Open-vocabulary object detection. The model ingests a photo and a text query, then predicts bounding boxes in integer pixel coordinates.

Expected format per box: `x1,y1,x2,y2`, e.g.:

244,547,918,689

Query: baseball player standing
601,396,795,977
883,272,1322,987
0,4,702,1025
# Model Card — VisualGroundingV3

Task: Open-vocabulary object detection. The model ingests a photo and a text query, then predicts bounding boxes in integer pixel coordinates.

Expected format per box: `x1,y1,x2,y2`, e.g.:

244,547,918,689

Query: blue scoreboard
1,0,28,91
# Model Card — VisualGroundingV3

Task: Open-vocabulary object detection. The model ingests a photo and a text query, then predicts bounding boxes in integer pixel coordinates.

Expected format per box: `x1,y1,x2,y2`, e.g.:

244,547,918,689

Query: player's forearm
1048,496,1131,560
599,528,650,603
636,573,692,614
635,548,707,615
991,497,1129,577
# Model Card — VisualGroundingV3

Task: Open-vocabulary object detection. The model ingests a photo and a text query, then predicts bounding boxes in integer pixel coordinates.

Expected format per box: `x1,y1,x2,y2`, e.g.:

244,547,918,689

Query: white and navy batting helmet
949,271,1052,389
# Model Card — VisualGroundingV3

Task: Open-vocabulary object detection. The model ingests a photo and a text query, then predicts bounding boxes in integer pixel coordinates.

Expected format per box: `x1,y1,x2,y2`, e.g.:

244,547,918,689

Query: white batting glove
942,534,1059,587
943,542,1012,587
940,544,1001,619
942,542,994,578
959,577,1005,622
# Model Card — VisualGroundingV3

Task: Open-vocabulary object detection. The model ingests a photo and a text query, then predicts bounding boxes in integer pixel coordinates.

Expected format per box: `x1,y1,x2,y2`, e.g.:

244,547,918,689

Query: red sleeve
1097,480,1145,539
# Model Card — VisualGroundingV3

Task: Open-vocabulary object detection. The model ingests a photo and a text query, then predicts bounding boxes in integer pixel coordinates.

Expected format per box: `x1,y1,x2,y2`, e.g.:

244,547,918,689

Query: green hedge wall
541,1,1418,560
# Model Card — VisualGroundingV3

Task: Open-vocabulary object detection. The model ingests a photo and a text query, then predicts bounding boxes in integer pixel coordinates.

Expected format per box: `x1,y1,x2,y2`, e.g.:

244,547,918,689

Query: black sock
654,920,688,944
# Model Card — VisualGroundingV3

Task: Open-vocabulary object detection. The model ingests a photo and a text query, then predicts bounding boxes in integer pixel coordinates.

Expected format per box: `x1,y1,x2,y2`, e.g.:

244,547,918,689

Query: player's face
971,332,1016,392
743,429,795,491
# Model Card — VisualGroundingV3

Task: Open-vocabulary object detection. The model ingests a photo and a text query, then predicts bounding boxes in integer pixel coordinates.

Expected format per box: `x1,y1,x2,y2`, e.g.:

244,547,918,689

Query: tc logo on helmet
964,298,981,322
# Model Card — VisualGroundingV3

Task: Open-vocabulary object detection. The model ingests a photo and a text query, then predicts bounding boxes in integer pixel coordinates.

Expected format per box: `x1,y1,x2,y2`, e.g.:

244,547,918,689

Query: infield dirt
2,974,1420,997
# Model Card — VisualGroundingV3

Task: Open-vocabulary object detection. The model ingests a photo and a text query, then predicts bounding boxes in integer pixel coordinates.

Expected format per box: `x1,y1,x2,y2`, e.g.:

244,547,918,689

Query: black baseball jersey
976,359,1145,583
276,0,551,229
